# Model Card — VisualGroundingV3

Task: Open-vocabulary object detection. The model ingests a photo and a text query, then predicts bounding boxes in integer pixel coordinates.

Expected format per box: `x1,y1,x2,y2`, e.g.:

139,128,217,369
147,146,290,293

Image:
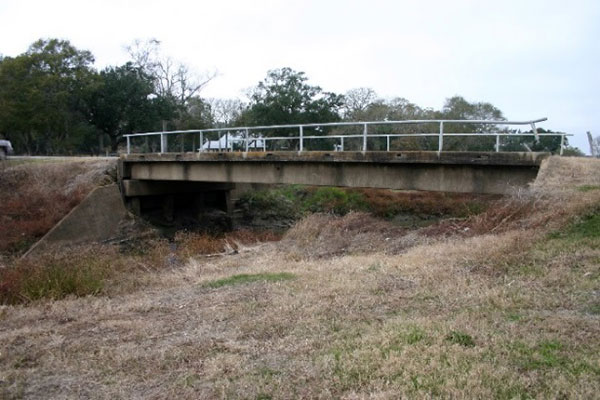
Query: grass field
0,156,599,399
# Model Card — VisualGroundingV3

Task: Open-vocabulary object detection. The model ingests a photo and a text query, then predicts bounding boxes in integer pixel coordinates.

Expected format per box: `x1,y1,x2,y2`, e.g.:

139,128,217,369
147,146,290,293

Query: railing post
160,133,165,153
199,131,203,152
560,134,565,156
387,135,390,152
126,136,130,154
495,134,500,152
299,126,304,152
363,123,368,152
245,129,249,152
531,123,539,142
341,136,344,151
438,122,444,152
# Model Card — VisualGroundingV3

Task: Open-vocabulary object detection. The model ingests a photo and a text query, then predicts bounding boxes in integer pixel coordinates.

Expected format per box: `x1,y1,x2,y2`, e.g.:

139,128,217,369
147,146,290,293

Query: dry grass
0,159,116,256
175,230,283,259
355,188,496,218
0,156,599,399
0,241,174,305
282,212,426,259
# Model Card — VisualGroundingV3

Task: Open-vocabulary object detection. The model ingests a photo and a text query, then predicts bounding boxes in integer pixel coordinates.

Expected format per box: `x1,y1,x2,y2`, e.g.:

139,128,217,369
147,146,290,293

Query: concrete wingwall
24,184,130,257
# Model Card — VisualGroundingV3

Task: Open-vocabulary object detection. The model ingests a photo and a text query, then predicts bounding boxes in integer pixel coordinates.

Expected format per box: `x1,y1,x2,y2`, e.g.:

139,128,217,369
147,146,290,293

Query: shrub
237,186,304,221
0,249,111,304
0,240,175,305
303,187,369,215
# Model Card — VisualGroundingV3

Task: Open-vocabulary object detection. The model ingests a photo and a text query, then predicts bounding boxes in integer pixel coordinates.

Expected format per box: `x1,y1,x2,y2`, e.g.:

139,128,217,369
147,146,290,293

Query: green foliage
303,187,369,215
562,146,585,156
202,272,295,289
404,326,427,345
239,185,490,225
85,62,171,151
239,185,370,221
445,331,475,347
506,338,600,376
0,39,97,154
240,67,343,134
509,340,564,371
238,185,305,220
548,209,600,241
501,128,567,154
577,185,600,192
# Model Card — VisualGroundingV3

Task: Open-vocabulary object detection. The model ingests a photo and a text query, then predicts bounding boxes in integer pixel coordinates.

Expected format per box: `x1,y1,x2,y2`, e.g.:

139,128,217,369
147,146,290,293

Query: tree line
0,38,576,155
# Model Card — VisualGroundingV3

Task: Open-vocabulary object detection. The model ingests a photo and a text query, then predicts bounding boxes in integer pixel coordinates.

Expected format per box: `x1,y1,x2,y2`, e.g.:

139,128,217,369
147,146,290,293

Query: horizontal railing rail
124,118,572,155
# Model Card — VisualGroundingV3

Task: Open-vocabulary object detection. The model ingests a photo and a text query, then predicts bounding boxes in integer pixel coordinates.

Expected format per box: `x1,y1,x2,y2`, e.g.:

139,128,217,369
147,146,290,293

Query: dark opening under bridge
118,118,569,217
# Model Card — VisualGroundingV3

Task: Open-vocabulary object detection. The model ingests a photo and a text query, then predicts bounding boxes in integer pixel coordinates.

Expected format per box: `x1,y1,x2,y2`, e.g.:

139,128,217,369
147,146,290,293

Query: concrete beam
122,180,234,197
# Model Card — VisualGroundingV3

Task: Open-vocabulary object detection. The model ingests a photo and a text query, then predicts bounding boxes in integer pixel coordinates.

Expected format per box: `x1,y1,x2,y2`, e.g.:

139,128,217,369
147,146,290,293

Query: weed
367,262,381,272
202,273,295,289
509,340,566,371
586,303,600,315
239,185,494,225
577,185,600,192
0,250,109,304
445,331,475,347
405,326,427,344
567,210,600,239
507,339,600,376
548,208,600,241
506,312,524,321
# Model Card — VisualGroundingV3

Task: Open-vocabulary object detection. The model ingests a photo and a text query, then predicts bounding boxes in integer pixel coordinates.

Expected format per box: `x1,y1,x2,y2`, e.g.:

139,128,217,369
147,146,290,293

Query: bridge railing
124,118,572,155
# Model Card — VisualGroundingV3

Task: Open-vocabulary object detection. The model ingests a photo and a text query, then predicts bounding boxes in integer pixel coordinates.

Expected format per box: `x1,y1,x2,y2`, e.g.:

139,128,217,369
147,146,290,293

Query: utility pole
587,131,596,157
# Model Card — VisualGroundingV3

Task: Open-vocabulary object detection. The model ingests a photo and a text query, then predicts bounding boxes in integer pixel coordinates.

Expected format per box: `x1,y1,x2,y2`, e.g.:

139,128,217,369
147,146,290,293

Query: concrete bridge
118,118,567,218
118,150,547,219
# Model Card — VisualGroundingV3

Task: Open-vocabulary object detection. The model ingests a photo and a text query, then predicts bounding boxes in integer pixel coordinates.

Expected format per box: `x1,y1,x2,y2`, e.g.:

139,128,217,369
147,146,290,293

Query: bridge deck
122,151,546,166
119,151,548,195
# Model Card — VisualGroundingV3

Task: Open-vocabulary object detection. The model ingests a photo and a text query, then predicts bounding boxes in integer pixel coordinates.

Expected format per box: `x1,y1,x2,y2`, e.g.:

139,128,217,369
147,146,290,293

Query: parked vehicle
0,140,13,159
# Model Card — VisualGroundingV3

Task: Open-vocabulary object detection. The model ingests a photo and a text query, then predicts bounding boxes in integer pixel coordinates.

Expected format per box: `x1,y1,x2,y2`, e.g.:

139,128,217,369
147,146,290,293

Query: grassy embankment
0,156,599,399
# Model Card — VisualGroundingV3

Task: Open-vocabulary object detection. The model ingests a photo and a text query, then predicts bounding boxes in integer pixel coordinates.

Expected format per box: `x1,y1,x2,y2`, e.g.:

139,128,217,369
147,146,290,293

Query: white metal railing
124,118,572,155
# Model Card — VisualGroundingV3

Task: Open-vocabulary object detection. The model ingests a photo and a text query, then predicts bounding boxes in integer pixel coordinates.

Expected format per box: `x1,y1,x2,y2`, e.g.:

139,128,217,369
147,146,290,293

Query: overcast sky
1,0,599,151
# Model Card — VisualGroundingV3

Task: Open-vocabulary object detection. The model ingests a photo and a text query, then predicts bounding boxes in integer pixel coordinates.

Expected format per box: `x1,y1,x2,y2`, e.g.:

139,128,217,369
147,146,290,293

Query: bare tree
126,39,217,104
206,98,246,127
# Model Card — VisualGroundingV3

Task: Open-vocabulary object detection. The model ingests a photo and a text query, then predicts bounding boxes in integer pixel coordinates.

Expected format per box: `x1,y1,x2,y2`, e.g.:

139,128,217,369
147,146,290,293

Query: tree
0,39,96,154
176,97,213,130
502,128,570,154
241,67,344,128
342,88,377,120
439,96,505,151
206,98,246,127
127,39,216,129
85,63,172,151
